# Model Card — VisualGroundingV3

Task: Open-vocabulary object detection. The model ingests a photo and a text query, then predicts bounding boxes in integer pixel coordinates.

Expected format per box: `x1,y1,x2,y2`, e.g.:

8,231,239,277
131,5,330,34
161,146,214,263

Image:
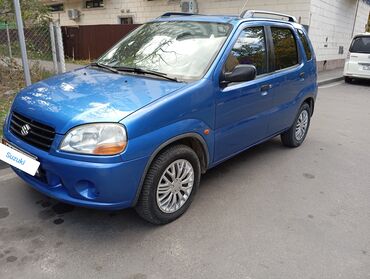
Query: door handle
260,84,272,92
300,72,305,79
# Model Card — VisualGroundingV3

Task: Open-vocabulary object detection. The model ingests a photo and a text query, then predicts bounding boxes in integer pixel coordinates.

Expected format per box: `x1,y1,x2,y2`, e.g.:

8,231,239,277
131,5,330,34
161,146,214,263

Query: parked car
344,33,370,82
0,10,317,224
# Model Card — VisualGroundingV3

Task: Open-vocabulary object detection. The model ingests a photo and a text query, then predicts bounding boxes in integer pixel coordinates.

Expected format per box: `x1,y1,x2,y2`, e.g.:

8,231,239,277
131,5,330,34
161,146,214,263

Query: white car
344,33,370,82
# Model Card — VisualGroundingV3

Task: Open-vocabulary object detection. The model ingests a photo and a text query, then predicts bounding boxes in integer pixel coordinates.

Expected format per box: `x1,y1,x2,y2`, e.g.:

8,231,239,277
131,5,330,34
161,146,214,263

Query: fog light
75,180,99,200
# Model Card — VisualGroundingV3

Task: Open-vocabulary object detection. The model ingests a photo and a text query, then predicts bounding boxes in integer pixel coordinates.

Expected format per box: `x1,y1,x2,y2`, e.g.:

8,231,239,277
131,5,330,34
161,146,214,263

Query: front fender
121,118,213,164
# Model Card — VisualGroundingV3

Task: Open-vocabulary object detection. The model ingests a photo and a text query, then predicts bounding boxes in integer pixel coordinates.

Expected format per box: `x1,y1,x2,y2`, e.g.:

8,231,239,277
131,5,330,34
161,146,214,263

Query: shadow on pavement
347,79,370,87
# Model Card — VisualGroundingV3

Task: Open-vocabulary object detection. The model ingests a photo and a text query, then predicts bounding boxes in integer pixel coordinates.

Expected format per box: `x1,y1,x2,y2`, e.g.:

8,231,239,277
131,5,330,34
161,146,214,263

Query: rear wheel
344,76,353,83
135,145,201,224
281,103,311,148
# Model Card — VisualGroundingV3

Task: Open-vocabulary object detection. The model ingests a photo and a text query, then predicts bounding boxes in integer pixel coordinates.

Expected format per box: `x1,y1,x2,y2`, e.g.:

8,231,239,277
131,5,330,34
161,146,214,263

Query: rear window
297,29,312,60
271,27,299,70
350,36,370,54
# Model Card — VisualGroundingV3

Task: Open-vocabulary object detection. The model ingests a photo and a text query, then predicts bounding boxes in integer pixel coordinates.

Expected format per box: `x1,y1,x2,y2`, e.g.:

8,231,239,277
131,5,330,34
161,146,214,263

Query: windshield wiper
113,66,179,82
89,62,119,74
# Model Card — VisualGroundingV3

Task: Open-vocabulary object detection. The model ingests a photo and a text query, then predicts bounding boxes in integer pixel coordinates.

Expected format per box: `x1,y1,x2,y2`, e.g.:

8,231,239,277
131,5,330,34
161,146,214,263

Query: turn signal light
93,142,126,155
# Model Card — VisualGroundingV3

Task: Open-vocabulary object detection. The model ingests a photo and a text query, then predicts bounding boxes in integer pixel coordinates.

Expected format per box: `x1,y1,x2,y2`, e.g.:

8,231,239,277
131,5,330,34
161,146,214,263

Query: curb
318,76,344,86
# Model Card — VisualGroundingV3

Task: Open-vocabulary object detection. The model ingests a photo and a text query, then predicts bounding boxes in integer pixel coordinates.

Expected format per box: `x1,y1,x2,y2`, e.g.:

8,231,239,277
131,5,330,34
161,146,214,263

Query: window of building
120,17,134,25
297,29,312,61
224,27,268,76
271,27,299,70
49,3,64,12
86,0,104,9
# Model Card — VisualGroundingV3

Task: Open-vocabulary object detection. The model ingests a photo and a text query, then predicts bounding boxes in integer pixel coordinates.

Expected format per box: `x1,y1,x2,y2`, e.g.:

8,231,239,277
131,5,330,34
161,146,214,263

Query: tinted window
271,27,298,70
350,36,370,54
225,27,268,75
297,29,312,60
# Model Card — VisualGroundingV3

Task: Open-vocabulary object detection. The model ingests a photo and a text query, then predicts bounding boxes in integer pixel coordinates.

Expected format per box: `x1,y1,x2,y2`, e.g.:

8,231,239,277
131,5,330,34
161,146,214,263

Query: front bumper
3,128,148,210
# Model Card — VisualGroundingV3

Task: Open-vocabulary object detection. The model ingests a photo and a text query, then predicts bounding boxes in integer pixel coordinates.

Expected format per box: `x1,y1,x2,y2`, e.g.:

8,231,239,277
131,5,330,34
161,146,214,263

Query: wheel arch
132,133,209,206
303,96,315,116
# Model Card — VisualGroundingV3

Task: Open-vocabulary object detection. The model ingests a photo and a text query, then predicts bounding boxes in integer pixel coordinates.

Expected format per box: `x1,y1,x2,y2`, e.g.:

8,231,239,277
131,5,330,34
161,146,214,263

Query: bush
0,57,52,136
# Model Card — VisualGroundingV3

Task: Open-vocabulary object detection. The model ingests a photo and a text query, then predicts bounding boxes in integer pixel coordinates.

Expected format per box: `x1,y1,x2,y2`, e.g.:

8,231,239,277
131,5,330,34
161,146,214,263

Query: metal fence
0,19,65,84
63,24,140,60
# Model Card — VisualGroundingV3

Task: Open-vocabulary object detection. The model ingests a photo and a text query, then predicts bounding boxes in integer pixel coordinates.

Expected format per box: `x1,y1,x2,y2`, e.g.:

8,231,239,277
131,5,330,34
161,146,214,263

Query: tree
0,0,50,24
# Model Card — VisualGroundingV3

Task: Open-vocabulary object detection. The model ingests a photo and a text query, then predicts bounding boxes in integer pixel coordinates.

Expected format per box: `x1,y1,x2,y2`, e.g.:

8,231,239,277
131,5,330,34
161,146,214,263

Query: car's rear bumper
344,61,370,80
344,73,370,80
3,129,148,210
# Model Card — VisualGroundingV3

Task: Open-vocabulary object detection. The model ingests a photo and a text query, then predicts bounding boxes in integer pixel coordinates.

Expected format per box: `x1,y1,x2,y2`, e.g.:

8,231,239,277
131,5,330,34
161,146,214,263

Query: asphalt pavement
0,80,369,279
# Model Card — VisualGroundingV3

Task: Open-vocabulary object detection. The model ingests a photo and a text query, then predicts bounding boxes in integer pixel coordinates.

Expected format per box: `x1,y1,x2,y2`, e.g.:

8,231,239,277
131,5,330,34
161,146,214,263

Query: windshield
98,21,232,80
350,36,370,54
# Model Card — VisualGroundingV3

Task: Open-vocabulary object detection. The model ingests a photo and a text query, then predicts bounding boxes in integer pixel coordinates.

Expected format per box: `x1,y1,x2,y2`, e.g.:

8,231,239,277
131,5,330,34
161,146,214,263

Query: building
46,0,370,70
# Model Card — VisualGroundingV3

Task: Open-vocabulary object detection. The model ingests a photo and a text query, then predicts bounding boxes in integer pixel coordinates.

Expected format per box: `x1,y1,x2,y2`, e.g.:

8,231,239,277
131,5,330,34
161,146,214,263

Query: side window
271,27,298,70
224,27,268,76
297,29,312,60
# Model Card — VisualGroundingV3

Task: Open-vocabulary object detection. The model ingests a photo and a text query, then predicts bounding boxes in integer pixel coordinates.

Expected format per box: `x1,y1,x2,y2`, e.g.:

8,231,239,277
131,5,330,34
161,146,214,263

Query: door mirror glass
222,64,257,84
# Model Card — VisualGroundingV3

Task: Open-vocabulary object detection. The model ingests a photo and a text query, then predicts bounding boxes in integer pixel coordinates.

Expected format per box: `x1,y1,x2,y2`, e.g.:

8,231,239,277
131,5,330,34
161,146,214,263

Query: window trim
222,25,271,80
297,29,313,62
269,25,301,72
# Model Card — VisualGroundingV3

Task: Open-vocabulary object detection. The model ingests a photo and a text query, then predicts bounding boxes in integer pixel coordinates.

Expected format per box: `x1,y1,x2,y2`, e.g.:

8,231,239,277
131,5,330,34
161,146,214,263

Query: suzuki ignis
1,11,317,224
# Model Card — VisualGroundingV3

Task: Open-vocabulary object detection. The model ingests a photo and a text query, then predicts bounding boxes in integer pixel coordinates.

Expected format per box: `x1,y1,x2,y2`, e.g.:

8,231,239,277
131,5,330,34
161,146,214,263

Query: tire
344,77,352,83
281,103,311,148
135,144,201,225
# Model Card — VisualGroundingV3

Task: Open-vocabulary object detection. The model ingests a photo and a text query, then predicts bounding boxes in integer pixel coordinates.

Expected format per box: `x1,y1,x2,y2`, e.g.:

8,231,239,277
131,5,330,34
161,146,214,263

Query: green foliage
0,58,52,136
0,0,51,25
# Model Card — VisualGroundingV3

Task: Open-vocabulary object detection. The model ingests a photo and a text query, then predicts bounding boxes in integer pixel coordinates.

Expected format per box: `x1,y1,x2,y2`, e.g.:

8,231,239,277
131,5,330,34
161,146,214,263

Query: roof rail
241,10,297,23
160,12,196,18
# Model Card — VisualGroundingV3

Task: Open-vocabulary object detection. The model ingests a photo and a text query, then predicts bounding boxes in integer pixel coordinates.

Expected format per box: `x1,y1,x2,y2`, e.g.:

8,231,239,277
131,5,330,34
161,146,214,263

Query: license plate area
0,139,40,176
360,63,370,71
2,138,38,160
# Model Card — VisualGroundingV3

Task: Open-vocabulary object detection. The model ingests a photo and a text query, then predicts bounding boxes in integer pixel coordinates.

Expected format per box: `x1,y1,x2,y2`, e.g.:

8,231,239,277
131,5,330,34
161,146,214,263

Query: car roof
152,14,240,24
151,13,304,29
353,33,370,38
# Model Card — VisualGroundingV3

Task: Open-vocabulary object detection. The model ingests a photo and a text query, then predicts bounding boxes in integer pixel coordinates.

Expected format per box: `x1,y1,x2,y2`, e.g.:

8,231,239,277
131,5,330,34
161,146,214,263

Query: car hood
12,68,187,134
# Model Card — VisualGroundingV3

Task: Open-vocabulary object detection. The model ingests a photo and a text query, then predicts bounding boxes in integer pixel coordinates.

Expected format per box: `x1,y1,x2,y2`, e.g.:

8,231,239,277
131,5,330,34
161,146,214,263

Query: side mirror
221,65,257,86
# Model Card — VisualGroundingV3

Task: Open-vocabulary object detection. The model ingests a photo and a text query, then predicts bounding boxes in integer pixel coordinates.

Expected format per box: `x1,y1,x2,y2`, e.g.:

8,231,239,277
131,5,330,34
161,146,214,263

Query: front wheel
135,145,201,224
281,103,311,148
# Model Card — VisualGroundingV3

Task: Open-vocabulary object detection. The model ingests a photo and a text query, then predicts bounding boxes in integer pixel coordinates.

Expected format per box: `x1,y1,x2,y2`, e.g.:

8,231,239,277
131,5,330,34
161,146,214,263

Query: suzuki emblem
20,124,31,136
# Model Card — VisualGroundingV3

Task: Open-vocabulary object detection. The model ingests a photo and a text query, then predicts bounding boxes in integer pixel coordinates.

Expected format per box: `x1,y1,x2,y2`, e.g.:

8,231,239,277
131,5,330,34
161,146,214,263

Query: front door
214,25,274,162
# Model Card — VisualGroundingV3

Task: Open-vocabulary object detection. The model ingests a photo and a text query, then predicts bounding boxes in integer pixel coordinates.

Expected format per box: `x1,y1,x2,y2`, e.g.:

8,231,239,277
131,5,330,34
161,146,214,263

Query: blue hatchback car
1,10,317,224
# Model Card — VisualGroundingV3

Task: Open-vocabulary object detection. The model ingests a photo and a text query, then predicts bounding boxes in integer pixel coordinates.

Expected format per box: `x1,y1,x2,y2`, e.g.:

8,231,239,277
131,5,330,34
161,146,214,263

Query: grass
65,58,91,65
0,58,52,137
0,43,53,61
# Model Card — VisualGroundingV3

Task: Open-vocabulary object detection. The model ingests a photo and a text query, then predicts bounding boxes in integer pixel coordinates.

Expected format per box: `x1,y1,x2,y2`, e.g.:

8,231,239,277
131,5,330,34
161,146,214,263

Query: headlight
60,123,127,155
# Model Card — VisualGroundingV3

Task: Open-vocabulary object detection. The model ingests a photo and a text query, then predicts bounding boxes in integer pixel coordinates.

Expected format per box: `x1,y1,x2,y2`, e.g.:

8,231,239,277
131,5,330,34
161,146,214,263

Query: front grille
10,112,56,151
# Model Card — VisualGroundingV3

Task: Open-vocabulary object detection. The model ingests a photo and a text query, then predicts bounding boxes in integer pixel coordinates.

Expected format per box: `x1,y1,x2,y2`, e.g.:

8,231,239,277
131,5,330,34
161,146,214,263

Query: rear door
266,24,310,134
